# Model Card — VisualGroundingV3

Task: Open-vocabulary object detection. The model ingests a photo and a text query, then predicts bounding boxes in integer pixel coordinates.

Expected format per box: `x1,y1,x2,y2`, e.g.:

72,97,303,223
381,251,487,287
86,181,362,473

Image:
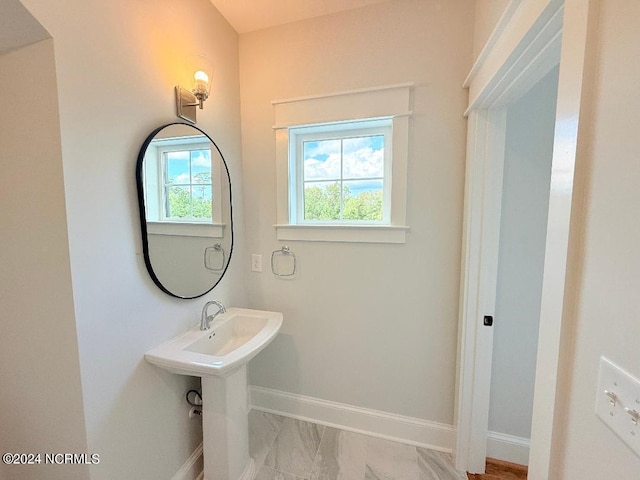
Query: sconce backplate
175,86,197,124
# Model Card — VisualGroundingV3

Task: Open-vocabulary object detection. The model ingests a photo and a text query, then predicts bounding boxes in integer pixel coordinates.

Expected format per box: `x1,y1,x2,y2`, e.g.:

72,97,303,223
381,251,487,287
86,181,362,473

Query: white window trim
143,135,225,238
158,142,221,223
147,221,226,238
273,83,412,244
290,119,392,226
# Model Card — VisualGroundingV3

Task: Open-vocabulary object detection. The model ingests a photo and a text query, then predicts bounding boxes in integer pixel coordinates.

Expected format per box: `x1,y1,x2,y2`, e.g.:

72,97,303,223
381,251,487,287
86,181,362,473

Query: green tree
166,170,213,219
304,183,383,221
304,182,342,220
344,190,383,221
192,189,212,219
191,172,212,219
193,172,211,184
167,187,191,218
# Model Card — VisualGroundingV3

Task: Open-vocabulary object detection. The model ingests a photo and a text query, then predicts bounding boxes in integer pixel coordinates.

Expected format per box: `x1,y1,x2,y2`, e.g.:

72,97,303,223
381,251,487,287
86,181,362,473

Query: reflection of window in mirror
161,143,213,221
143,134,224,238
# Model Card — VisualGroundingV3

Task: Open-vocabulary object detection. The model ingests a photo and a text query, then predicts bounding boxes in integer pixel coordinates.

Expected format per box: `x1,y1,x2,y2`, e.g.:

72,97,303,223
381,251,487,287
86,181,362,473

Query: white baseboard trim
486,431,530,466
171,443,203,480
175,389,528,477
249,386,454,453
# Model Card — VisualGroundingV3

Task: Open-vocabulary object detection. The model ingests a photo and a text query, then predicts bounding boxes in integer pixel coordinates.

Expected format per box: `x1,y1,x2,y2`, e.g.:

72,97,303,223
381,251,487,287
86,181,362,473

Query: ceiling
209,0,395,34
0,0,49,54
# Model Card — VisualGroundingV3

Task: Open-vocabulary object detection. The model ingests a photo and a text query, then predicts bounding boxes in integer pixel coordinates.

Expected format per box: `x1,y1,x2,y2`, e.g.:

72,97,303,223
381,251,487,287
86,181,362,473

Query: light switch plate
251,254,262,272
595,357,640,458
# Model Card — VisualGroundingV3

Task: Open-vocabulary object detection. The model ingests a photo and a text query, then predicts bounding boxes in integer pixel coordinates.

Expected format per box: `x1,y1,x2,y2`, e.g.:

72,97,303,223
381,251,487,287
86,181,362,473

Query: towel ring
271,246,296,277
204,243,225,272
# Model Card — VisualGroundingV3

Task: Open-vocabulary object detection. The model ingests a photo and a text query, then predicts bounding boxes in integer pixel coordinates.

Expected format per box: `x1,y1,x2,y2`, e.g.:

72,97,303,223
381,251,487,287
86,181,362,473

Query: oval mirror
136,123,233,299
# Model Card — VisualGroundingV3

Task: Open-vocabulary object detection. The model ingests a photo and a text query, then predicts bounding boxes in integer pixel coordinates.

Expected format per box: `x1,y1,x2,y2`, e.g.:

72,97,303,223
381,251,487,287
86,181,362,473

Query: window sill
274,224,409,244
147,222,226,238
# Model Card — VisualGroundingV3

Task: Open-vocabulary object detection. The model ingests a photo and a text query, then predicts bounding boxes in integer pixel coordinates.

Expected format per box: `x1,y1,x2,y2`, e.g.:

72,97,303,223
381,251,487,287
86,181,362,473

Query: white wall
489,67,558,440
147,234,224,296
472,0,511,61
240,0,474,423
555,1,640,477
14,0,247,478
0,38,89,480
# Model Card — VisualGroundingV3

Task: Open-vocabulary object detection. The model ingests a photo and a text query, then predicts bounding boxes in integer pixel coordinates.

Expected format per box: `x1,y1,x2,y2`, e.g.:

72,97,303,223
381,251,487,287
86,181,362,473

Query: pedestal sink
145,308,283,480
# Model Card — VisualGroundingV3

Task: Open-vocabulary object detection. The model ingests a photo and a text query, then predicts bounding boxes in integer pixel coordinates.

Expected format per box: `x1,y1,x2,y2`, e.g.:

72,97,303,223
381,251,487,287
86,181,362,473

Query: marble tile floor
248,410,468,480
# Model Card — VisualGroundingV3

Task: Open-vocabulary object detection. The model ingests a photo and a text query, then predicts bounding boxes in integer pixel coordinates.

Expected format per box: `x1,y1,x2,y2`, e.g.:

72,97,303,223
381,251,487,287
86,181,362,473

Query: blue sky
166,149,211,185
303,135,384,195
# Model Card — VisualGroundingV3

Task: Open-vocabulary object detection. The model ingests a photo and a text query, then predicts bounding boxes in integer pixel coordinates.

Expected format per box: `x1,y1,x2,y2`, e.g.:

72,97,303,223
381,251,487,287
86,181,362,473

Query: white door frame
454,0,595,476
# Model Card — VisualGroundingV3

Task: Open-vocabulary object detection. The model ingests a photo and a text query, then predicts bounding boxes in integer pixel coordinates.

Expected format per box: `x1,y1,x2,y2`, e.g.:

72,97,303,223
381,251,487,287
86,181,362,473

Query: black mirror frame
135,122,234,299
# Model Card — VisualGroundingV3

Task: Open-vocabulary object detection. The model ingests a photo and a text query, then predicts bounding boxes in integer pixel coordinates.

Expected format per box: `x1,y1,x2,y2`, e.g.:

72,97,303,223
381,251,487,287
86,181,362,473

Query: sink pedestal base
201,364,254,480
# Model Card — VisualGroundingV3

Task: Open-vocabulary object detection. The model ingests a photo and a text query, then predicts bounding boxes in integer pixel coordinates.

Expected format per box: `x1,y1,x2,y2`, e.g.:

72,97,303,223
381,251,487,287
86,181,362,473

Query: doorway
454,0,595,477
487,66,559,465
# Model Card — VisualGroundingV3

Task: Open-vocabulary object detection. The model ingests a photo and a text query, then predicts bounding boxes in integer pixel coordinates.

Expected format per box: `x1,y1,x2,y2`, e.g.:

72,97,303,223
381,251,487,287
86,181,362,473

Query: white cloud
343,136,376,154
173,173,191,184
191,151,211,168
304,146,384,181
343,147,383,178
303,139,340,159
304,153,341,180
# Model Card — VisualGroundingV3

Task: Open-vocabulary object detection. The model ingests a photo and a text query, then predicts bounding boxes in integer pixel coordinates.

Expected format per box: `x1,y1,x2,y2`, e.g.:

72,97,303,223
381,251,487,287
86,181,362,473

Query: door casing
454,0,596,477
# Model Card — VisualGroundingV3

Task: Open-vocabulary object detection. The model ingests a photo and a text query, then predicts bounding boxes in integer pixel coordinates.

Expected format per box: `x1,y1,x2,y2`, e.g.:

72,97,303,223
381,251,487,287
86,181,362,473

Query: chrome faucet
200,300,226,330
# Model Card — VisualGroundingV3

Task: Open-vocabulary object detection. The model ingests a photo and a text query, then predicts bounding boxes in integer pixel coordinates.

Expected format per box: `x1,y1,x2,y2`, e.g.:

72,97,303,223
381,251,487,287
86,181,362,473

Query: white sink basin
145,307,282,377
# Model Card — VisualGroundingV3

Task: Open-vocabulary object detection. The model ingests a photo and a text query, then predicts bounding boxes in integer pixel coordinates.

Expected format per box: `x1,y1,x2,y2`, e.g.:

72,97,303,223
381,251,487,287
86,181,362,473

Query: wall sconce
175,56,213,124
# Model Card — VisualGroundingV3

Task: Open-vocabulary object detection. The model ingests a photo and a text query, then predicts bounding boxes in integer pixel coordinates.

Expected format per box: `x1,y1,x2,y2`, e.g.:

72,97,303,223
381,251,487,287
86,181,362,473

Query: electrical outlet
595,357,640,458
251,254,262,272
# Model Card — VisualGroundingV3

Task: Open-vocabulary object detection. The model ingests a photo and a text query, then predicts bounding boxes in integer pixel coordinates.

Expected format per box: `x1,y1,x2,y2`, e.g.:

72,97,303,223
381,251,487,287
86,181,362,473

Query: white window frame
143,135,225,238
273,84,412,243
158,142,215,223
289,119,392,226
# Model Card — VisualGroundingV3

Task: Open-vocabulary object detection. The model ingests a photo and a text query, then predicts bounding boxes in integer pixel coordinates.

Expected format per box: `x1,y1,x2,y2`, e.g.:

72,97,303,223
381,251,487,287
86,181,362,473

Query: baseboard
171,443,203,480
486,431,530,466
178,389,528,476
249,385,454,453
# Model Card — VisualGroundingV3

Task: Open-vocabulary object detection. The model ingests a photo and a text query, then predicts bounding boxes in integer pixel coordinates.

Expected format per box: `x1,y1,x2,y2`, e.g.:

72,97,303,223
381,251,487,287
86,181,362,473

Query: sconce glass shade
193,70,210,108
190,55,213,109
175,55,213,123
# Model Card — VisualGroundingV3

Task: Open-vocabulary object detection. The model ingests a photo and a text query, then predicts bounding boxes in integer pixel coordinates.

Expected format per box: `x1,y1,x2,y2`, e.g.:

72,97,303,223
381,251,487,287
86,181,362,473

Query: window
274,84,411,243
142,133,225,238
289,119,391,225
160,144,212,221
